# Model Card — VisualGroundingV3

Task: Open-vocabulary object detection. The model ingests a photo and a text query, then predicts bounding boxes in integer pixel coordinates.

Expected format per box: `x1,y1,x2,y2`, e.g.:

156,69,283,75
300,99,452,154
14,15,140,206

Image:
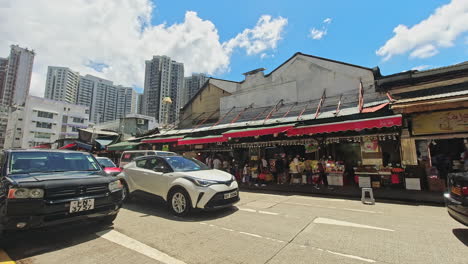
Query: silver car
118,155,239,216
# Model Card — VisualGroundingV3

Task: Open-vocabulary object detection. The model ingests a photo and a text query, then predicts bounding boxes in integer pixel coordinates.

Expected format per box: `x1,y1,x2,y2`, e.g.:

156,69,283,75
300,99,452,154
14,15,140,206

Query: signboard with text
413,109,468,135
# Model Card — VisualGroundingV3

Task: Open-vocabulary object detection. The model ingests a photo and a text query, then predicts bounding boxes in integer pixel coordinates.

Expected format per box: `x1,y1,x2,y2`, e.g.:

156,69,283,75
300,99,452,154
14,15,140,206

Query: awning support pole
264,99,284,123
230,104,253,124
314,89,326,119
282,103,296,118
358,80,364,113
335,94,343,116
210,106,235,128
192,109,219,131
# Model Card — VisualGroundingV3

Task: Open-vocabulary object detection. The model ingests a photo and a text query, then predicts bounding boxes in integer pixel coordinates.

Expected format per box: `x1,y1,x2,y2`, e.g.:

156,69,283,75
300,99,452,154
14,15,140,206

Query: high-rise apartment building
44,66,80,103
0,45,35,107
76,75,136,124
136,93,144,114
182,73,207,107
143,55,184,124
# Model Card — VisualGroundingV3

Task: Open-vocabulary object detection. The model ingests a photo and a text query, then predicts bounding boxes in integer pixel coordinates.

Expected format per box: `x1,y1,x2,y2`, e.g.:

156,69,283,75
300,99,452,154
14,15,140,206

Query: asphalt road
2,191,468,264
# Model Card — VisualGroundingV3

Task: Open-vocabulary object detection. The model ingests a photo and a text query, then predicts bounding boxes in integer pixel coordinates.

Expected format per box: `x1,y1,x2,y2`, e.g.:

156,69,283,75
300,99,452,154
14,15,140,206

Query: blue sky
2,0,467,95
153,0,467,81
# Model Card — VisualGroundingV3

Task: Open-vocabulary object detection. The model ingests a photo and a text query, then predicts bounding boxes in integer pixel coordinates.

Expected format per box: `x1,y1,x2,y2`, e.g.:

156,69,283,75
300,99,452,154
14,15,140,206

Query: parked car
96,157,122,176
119,150,177,168
118,155,239,216
0,149,123,236
445,172,468,226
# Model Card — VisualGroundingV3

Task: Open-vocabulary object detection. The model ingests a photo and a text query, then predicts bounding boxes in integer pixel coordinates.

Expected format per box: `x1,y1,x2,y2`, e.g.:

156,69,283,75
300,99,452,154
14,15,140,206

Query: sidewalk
239,183,445,205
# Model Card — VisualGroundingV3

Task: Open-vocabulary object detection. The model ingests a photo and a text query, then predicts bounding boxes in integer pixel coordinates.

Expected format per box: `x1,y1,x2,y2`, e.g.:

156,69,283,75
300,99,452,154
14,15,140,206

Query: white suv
118,155,239,216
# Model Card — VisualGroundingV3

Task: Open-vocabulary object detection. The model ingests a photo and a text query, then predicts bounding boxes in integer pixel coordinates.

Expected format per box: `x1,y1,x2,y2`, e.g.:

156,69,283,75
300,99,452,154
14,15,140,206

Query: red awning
361,102,389,113
59,143,77,149
287,115,402,136
32,144,51,149
222,125,294,139
142,136,183,144
178,136,227,145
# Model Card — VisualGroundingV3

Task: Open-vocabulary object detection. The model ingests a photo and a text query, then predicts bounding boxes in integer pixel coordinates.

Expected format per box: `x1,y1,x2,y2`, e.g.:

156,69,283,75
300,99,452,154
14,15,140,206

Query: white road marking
96,229,186,264
313,217,395,232
291,195,346,202
239,231,263,238
258,210,279,215
326,250,376,263
221,227,234,232
342,208,384,214
239,208,257,213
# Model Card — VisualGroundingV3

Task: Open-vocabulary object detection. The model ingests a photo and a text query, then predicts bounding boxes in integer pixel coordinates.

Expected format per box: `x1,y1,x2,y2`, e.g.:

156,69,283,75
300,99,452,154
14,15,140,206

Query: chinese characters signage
413,109,468,135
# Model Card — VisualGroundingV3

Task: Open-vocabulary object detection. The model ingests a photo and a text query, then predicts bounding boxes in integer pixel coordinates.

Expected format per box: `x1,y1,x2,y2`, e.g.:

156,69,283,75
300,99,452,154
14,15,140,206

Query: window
9,152,100,174
37,111,54,119
34,132,51,139
36,122,52,129
72,117,84,123
71,127,79,132
136,159,147,168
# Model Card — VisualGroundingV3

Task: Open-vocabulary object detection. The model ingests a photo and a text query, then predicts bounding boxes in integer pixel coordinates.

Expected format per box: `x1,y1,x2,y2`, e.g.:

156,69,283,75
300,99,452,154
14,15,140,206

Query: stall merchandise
355,165,404,189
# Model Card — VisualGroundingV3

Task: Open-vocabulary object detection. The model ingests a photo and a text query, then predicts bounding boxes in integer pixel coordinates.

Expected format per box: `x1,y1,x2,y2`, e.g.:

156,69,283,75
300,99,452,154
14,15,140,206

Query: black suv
0,149,123,235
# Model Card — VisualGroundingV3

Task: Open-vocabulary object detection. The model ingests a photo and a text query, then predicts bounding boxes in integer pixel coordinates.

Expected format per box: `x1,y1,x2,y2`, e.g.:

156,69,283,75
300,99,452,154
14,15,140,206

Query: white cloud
310,28,327,40
308,17,332,40
0,0,288,96
376,0,468,60
223,15,288,56
323,18,332,24
411,65,432,71
409,44,439,58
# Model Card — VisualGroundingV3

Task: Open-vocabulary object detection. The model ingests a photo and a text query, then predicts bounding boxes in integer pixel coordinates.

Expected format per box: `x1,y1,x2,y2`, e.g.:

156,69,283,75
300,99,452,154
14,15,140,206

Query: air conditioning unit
137,119,145,125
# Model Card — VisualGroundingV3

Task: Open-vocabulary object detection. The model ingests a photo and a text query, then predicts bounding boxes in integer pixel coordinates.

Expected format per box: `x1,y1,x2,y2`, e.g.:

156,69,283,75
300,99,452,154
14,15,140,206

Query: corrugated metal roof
393,90,468,104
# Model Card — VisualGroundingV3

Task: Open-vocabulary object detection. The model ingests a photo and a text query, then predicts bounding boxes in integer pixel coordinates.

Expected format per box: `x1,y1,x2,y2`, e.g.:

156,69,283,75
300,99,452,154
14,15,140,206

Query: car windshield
9,152,101,174
97,158,116,168
163,156,209,172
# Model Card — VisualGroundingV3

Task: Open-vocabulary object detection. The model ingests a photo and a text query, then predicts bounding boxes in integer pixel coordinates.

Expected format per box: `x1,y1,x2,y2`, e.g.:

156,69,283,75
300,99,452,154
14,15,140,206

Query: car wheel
168,188,191,216
121,182,130,202
100,214,118,226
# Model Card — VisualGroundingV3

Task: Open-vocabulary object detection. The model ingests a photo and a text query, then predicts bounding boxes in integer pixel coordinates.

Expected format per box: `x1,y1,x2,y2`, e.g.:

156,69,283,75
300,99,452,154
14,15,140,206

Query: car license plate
224,190,238,199
451,186,461,196
69,199,95,213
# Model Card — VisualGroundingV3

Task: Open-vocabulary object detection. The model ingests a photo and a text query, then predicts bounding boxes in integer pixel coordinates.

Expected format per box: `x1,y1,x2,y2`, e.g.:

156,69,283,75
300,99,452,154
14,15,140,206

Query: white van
119,150,177,168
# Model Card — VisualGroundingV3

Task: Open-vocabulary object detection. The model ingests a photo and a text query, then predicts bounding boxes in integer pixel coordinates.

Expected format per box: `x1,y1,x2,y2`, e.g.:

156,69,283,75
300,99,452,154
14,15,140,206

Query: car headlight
186,177,218,187
108,180,123,191
7,188,44,199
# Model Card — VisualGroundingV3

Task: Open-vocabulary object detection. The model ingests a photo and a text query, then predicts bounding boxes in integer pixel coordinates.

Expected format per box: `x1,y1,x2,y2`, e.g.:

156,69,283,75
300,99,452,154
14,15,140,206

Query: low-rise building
4,96,89,149
92,113,158,140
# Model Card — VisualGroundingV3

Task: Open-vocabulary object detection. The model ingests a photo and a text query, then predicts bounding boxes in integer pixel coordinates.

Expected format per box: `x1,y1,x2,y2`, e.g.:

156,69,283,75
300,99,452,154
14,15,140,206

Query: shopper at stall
275,155,286,184
314,162,331,189
222,156,231,172
304,156,314,184
289,155,301,184
213,155,222,170
205,155,213,168
242,163,251,185
461,144,468,171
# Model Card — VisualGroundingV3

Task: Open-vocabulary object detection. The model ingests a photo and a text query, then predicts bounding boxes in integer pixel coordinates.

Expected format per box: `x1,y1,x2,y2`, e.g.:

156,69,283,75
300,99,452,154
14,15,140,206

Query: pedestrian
289,155,300,184
314,162,331,190
205,155,213,169
304,156,314,184
242,163,251,185
460,144,468,172
275,155,285,184
213,155,222,170
222,157,231,172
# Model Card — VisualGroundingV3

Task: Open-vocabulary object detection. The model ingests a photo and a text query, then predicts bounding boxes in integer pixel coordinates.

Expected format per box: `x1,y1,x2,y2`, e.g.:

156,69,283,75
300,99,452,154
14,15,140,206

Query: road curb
239,186,445,206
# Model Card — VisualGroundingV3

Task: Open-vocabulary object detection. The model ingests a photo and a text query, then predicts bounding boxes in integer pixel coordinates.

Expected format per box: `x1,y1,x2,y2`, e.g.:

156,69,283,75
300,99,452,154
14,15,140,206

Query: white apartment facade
4,96,89,149
44,66,80,103
0,45,35,107
143,55,184,124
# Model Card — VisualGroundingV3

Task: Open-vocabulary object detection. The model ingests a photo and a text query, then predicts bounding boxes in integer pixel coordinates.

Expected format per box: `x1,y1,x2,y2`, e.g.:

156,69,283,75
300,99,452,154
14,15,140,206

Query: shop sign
413,109,468,135
361,139,382,165
362,139,379,153
194,144,204,149
162,144,169,151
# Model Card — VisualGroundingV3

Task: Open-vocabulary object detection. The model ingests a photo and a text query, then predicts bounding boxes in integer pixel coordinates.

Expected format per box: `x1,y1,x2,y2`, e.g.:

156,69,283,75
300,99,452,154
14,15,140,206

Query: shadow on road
123,192,238,222
1,220,113,262
452,228,468,246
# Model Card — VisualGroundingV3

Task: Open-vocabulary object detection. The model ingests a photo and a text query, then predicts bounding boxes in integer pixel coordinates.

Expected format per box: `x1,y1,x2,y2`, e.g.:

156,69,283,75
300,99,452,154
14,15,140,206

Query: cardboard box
371,181,381,188
405,178,421,190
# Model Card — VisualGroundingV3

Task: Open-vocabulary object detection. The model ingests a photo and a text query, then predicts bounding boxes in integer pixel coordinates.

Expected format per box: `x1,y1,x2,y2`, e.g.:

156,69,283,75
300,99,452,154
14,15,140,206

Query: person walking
213,155,222,170
314,162,331,190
